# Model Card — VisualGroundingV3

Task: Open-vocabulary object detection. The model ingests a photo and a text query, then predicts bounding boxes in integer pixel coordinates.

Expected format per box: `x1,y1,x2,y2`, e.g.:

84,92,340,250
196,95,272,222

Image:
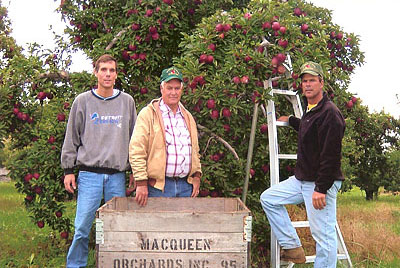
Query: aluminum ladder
265,55,352,268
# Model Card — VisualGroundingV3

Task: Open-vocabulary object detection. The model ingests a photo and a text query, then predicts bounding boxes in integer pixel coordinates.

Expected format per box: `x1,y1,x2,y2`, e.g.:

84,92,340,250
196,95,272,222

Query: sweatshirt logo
91,112,123,128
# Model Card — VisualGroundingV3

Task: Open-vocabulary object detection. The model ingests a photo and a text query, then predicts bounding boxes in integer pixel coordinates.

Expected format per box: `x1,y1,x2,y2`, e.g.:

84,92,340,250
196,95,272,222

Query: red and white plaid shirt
159,100,192,178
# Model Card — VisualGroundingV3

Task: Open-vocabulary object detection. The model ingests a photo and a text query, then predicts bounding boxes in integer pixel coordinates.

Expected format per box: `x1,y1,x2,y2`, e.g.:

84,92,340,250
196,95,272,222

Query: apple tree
345,103,400,200
174,0,364,262
0,0,242,242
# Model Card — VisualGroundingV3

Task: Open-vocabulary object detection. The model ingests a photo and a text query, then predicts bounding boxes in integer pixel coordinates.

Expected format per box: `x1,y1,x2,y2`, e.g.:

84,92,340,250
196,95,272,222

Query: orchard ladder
265,53,352,268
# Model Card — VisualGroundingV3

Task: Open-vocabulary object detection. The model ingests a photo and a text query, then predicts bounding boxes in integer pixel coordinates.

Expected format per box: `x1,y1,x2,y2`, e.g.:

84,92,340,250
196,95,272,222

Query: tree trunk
365,190,375,201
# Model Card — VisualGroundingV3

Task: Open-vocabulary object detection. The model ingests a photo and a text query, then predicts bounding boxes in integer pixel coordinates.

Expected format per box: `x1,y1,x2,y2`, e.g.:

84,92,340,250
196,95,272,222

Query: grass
0,181,95,268
1,182,400,267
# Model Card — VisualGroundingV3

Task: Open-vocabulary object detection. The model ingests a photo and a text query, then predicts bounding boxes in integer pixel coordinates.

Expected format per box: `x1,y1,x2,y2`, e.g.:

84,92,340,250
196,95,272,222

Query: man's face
94,61,117,91
301,73,324,104
160,79,183,109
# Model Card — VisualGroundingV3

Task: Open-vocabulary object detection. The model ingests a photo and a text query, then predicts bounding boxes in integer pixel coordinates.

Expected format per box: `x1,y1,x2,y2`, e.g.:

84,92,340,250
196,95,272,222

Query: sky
6,0,400,119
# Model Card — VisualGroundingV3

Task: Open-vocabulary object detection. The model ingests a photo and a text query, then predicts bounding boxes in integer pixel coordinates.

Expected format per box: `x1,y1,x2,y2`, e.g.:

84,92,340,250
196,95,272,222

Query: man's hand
312,191,326,210
64,174,76,194
191,177,200,197
135,185,148,206
277,116,290,122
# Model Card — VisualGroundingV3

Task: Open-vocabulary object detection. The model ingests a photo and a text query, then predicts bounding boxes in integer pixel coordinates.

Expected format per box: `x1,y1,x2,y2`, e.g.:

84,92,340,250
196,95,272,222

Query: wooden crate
96,197,252,268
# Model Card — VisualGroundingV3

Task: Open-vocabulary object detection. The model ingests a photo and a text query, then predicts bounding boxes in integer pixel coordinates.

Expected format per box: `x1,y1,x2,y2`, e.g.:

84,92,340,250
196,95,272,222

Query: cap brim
162,76,183,82
300,70,321,77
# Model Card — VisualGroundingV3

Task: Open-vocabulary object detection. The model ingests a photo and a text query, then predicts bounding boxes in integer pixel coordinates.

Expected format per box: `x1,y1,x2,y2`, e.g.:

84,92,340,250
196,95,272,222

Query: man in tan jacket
129,67,202,206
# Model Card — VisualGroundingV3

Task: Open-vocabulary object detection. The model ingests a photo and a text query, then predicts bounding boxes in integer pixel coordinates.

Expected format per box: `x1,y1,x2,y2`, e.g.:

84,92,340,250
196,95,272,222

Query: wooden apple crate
96,197,252,268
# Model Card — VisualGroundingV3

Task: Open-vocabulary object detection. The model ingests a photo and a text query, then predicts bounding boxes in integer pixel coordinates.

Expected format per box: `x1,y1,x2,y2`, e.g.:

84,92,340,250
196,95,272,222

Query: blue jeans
260,176,342,268
148,176,192,197
66,171,126,268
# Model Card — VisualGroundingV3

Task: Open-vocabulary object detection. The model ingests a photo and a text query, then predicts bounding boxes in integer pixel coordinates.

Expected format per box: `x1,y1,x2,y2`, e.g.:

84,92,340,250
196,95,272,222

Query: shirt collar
159,99,182,115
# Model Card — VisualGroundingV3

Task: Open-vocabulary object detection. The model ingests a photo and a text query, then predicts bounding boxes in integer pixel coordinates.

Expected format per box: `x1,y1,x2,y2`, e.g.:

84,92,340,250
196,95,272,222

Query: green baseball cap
300,61,324,78
160,67,183,82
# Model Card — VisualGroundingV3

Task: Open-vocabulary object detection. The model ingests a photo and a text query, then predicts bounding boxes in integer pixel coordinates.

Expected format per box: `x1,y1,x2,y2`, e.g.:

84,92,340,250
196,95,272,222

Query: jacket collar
302,92,329,113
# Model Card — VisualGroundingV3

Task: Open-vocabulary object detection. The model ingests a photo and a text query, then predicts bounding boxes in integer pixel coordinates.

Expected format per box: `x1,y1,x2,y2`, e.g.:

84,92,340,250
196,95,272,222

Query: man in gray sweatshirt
61,54,137,268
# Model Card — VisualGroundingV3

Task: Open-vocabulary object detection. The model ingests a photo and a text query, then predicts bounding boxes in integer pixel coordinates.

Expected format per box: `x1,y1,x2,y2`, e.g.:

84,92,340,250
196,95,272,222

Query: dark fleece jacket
288,92,345,194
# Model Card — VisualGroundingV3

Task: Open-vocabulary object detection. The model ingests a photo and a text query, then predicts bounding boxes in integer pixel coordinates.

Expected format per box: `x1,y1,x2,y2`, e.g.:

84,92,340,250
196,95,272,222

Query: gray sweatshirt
61,89,137,174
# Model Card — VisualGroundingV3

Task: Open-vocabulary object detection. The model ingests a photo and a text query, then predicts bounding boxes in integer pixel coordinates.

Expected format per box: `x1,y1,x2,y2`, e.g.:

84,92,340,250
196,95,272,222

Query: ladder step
278,154,297,160
281,254,348,265
276,121,289,127
272,89,298,96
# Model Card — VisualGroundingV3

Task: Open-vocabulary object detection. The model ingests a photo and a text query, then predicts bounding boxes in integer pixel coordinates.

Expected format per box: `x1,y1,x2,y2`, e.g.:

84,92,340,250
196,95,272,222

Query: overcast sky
6,0,400,118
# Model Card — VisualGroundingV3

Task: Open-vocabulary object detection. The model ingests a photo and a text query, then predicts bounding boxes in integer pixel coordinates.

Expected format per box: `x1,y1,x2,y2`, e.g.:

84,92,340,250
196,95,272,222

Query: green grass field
1,181,399,267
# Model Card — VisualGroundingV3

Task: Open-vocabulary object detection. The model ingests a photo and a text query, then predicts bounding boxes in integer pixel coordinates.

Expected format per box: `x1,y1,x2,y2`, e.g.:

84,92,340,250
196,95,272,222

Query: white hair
161,80,183,89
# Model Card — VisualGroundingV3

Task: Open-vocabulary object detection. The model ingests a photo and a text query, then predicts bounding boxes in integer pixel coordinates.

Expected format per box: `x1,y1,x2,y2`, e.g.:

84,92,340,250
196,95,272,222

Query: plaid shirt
159,100,192,178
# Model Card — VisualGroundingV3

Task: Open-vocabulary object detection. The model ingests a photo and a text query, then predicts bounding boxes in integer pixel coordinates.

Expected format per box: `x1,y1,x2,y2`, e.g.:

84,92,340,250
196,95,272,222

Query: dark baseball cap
160,67,183,82
300,61,324,78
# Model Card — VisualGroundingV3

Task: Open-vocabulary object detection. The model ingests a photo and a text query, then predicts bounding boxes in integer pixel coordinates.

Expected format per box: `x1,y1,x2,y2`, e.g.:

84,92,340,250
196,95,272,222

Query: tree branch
106,25,131,50
197,124,239,160
38,70,69,80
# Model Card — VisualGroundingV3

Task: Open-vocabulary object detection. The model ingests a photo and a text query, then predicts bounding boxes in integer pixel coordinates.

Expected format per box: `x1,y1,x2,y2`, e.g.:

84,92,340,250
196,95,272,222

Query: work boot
281,246,306,263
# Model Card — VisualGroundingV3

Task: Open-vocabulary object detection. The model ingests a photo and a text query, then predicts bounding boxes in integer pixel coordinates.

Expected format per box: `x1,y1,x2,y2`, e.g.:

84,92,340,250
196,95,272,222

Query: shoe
281,246,306,263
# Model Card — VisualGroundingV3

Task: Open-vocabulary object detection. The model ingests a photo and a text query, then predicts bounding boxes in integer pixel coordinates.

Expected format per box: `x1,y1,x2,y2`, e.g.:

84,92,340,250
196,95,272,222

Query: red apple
206,55,214,64
233,76,241,84
250,168,255,177
241,76,249,84
55,211,62,218
293,7,302,16
261,164,269,174
25,195,33,202
223,124,230,132
199,54,207,63
33,173,40,179
277,65,286,74
210,190,219,197
199,189,210,197
37,221,44,228
278,39,288,48
145,9,153,17
351,96,358,103
222,108,231,118
346,100,354,109
140,87,148,94
206,99,216,109
208,43,216,52
223,24,231,32
215,23,224,32
60,231,69,239
37,91,47,100
233,188,243,195
301,24,309,33
279,26,286,34
271,21,280,31
260,123,268,134
34,186,42,194
163,0,173,5
24,173,33,183
210,110,219,119
48,136,56,144
57,113,66,122
262,22,271,29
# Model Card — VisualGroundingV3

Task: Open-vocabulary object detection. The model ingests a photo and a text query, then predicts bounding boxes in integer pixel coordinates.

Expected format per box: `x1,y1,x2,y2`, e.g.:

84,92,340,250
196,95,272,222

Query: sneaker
281,246,306,263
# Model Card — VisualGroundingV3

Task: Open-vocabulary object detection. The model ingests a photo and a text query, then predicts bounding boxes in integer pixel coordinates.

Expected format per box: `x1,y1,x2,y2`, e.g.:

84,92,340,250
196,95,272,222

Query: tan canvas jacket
129,98,202,191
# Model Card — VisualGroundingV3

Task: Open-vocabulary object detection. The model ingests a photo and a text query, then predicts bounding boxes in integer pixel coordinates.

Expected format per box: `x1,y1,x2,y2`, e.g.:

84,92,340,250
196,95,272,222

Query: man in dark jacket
260,61,345,267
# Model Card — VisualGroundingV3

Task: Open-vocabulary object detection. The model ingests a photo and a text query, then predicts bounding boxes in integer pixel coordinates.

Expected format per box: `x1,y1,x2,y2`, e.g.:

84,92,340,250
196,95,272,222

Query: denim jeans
148,176,192,197
66,171,126,268
260,176,342,268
